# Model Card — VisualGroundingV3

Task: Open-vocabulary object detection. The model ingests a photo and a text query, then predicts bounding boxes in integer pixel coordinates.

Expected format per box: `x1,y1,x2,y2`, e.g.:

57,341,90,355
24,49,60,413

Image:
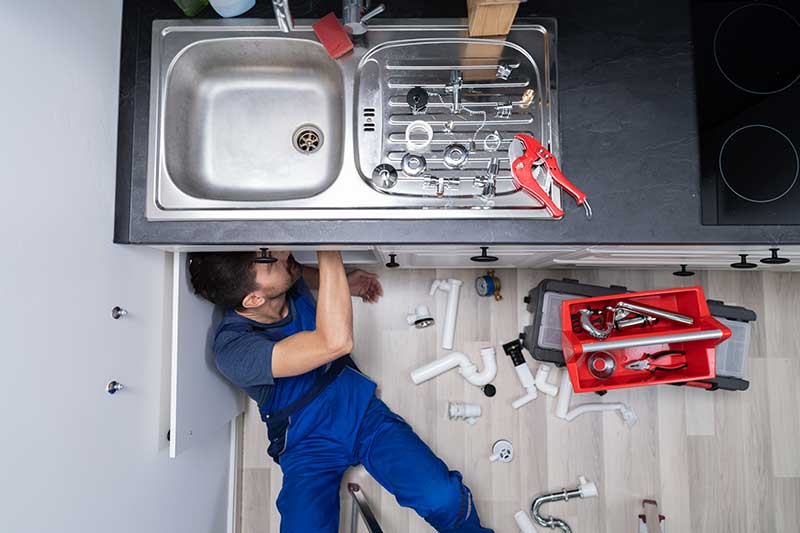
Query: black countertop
114,0,798,245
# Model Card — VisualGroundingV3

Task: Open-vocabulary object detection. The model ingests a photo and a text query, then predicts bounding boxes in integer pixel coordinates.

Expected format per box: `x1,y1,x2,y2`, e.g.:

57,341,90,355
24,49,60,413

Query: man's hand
347,270,383,303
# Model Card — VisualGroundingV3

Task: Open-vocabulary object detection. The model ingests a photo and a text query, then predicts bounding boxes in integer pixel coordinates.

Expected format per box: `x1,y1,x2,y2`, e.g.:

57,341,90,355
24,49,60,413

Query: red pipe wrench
509,134,592,219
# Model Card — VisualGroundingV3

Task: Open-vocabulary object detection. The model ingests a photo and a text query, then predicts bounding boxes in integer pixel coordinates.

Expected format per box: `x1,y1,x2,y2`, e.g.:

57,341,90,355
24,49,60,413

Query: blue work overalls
215,279,493,533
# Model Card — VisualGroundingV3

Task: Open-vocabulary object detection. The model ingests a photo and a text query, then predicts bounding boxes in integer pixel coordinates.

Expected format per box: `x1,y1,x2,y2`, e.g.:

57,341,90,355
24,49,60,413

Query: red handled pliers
624,350,688,373
509,134,592,219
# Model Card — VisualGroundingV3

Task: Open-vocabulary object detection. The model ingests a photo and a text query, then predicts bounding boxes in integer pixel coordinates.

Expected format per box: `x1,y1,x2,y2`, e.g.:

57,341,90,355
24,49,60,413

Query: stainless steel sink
163,37,344,201
146,19,559,220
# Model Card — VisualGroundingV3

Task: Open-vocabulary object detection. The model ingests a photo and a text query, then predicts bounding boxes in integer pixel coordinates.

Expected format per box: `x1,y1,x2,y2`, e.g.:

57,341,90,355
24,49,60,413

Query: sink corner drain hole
293,125,324,154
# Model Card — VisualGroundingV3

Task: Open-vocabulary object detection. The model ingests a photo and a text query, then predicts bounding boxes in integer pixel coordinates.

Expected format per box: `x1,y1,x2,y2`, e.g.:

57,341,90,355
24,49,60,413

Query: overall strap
265,355,355,424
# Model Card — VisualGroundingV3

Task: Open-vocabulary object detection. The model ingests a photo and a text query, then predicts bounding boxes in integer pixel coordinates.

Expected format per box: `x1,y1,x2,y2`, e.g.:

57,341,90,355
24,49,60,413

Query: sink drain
293,125,323,154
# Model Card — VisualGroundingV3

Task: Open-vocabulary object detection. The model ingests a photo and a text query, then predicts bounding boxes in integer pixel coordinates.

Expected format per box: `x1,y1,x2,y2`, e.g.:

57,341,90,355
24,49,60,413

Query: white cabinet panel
376,246,578,269
553,246,800,270
170,252,245,458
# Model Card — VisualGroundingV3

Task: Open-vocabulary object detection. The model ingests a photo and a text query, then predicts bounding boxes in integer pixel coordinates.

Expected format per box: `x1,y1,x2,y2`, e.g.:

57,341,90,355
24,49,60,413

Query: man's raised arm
271,251,353,378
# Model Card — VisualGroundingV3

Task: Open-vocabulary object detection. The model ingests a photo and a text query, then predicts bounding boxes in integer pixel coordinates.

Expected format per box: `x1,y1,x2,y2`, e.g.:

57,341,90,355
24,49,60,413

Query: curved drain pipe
530,476,598,533
411,347,497,387
555,370,638,426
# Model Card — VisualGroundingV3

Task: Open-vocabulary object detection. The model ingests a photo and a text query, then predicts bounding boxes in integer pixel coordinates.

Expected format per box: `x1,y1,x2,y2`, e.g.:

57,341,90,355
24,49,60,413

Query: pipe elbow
534,364,560,397
460,347,497,386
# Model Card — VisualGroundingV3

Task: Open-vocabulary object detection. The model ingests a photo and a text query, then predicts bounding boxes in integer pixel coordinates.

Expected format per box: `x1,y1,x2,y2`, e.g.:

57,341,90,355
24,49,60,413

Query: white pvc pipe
555,370,573,419
430,278,463,350
564,402,637,425
534,364,560,397
511,362,538,409
554,369,638,427
514,511,538,533
410,347,497,388
448,402,482,425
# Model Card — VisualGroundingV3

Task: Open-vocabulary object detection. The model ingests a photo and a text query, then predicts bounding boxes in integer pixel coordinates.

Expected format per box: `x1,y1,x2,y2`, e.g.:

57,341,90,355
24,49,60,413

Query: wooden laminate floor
238,269,800,532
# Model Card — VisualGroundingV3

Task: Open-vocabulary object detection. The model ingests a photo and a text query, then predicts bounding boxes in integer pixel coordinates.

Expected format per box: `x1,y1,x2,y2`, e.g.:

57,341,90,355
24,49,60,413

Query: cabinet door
170,252,245,457
376,246,577,268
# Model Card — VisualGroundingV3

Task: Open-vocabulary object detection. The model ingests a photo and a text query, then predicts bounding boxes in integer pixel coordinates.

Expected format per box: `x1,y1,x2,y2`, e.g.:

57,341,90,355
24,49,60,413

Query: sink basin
162,37,344,201
146,19,559,220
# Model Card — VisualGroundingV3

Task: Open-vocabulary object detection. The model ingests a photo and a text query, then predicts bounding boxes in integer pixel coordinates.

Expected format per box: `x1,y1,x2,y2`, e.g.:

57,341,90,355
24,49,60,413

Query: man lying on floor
188,250,493,533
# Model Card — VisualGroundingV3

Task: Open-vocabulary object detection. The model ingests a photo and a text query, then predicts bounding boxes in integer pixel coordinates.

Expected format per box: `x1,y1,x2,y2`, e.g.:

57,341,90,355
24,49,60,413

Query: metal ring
483,131,502,152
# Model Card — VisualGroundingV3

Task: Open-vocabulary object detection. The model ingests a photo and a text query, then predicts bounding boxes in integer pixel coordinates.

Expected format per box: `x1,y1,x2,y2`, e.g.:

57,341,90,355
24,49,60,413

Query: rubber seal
405,120,434,154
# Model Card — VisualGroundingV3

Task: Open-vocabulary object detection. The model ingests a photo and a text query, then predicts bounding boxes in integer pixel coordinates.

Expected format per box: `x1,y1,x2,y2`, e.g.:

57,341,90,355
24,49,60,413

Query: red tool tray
560,286,732,393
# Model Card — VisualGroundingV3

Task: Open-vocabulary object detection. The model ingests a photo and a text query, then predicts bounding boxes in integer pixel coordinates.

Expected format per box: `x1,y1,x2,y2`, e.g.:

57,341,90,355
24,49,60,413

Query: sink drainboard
355,38,551,201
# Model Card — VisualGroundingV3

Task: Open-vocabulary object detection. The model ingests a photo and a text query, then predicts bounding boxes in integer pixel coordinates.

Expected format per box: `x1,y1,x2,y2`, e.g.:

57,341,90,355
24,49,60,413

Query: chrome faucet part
579,308,614,339
616,315,658,329
401,153,427,176
474,157,499,200
344,2,385,35
495,102,513,118
272,0,294,33
372,164,398,189
615,301,694,326
443,144,469,169
424,176,460,197
445,70,463,113
496,64,513,80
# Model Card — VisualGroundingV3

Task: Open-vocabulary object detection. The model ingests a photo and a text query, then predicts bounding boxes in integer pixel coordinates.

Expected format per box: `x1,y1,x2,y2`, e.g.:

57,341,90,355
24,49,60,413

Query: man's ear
241,292,264,309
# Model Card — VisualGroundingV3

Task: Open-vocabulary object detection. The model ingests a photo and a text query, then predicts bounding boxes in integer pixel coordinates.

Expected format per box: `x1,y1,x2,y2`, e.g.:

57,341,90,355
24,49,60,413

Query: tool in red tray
508,133,592,219
624,350,688,373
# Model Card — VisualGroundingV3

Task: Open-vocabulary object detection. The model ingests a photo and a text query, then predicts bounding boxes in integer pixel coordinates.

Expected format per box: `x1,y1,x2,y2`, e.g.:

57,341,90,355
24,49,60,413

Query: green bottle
174,0,209,17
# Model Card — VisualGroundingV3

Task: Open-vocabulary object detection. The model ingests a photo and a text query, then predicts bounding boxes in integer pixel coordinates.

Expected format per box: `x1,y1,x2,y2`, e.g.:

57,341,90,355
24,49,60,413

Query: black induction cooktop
693,1,800,225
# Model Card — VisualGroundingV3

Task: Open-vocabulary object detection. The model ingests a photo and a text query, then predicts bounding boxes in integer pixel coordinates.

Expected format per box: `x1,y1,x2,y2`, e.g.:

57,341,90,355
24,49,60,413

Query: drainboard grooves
387,79,531,90
388,116,534,127
385,59,521,71
356,39,549,200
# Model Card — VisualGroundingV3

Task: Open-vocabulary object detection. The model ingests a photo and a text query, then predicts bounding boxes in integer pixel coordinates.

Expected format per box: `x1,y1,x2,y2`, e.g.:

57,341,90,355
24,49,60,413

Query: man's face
248,251,302,303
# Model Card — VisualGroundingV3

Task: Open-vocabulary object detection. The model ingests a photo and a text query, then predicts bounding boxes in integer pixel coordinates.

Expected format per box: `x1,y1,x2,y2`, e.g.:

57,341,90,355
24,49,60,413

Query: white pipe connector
410,347,497,388
406,304,434,329
534,364,560,397
448,402,482,425
514,510,538,533
430,278,463,350
555,369,638,427
512,361,538,409
489,439,513,463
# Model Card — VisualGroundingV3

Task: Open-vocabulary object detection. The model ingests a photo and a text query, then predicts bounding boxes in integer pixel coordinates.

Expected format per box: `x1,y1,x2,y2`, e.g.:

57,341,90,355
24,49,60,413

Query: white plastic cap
619,406,639,427
578,476,598,498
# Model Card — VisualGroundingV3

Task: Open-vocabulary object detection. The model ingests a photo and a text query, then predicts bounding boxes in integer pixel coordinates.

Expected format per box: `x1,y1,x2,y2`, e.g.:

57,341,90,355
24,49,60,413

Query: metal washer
443,144,469,169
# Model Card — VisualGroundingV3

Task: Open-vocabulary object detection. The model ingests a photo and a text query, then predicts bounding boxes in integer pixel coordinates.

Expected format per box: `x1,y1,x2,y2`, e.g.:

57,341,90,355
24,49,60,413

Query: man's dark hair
188,252,258,310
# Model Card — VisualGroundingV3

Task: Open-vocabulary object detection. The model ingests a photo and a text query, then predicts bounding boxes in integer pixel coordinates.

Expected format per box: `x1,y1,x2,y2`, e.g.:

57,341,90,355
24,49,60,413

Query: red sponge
312,13,354,59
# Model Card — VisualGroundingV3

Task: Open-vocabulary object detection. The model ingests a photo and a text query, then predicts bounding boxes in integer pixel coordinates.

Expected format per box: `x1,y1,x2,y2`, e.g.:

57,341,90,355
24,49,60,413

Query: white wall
0,2,232,532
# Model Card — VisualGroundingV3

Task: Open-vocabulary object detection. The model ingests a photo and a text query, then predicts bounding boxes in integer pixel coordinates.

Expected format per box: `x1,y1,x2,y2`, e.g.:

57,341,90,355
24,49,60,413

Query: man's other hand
347,270,383,303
